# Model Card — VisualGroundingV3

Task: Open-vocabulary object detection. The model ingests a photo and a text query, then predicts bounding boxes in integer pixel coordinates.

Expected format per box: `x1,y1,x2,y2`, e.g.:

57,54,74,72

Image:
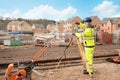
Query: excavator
4,45,49,80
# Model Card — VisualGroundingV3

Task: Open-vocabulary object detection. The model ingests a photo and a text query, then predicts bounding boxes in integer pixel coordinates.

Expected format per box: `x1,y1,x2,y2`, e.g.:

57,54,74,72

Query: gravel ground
0,44,120,80
32,63,120,80
0,63,120,80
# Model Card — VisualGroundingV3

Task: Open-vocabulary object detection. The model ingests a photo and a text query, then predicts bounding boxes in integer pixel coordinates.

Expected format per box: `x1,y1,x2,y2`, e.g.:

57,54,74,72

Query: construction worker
73,17,95,74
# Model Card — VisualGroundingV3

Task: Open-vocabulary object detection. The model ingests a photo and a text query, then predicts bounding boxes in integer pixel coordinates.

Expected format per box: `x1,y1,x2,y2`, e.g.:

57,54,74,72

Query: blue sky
0,0,120,20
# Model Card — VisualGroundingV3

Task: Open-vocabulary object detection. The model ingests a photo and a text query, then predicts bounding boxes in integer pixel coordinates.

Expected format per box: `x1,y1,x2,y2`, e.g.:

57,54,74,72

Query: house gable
100,17,120,33
57,21,65,33
114,18,120,30
17,21,32,31
7,21,32,32
91,16,101,28
7,21,20,31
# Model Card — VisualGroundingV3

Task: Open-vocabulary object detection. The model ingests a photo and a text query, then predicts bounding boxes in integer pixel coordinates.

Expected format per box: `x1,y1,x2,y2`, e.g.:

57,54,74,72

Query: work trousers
85,47,94,73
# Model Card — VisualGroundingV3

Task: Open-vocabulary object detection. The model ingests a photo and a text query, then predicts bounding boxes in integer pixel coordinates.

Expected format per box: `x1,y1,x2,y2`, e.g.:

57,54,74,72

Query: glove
75,33,81,38
78,23,85,28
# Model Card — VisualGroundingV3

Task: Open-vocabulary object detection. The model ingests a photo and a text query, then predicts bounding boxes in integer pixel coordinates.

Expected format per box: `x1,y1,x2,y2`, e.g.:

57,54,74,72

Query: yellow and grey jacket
75,23,95,47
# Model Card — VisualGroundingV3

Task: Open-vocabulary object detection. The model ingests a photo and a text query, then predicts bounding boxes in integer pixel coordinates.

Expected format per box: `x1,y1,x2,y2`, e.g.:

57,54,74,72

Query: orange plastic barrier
99,31,112,44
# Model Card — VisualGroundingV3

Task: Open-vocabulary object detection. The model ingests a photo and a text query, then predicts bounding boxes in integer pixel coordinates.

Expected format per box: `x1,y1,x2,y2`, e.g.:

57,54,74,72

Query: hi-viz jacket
75,23,95,48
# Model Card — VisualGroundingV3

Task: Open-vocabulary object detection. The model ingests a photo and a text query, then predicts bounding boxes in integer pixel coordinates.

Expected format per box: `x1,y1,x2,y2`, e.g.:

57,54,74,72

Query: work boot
83,69,93,74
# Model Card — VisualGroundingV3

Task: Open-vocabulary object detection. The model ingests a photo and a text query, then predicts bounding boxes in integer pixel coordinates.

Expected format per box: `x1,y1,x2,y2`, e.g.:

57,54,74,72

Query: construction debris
31,63,120,80
112,29,120,44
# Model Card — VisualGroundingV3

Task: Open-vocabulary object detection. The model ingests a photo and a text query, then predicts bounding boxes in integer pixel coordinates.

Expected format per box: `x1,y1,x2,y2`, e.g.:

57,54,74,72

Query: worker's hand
78,28,84,32
72,32,80,39
72,32,75,35
75,22,80,25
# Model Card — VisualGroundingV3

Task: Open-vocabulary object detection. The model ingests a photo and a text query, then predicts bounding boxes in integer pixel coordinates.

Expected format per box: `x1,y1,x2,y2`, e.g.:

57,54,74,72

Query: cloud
93,1,119,17
112,13,120,17
22,5,77,20
1,5,77,21
3,10,21,18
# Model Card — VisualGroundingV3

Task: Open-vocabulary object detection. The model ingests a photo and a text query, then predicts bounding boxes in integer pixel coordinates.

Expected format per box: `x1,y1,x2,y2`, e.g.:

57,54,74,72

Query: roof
102,17,120,24
90,16,98,20
8,21,21,26
66,16,81,22
57,20,65,24
33,24,45,28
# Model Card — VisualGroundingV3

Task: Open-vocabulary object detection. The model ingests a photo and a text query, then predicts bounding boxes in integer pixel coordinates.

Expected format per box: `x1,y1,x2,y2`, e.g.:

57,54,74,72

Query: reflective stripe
89,64,93,66
82,37,94,40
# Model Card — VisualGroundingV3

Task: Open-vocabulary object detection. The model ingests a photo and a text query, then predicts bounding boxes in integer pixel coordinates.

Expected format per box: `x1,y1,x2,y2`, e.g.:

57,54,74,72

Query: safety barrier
99,31,112,44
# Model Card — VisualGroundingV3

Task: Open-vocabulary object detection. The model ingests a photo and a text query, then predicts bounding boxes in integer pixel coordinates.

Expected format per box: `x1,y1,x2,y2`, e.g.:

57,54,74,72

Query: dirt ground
0,44,120,64
0,44,120,80
32,63,120,80
0,63,120,80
